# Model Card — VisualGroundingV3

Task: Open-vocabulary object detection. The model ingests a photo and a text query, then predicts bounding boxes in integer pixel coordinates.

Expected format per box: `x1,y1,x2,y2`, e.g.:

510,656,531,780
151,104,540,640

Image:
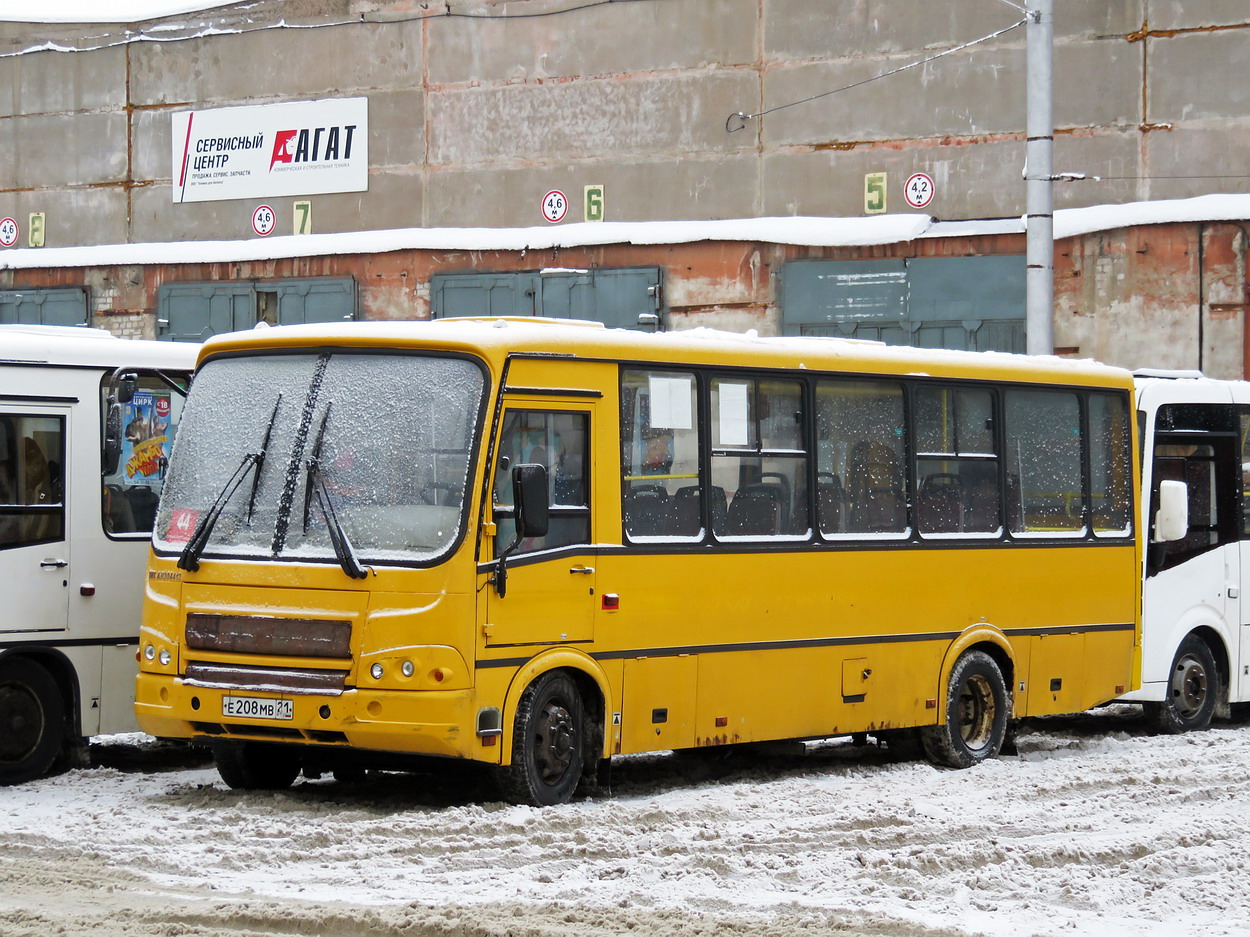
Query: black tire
212,741,301,790
498,671,585,806
0,658,66,786
920,650,1010,769
1143,635,1219,734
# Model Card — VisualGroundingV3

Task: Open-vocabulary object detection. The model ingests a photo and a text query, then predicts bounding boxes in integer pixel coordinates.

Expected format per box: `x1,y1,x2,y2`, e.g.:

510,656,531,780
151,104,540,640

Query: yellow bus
135,318,1150,805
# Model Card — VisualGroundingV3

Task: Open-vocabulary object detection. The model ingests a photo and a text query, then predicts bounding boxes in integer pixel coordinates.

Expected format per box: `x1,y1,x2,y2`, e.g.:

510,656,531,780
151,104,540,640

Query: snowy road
2,707,1249,937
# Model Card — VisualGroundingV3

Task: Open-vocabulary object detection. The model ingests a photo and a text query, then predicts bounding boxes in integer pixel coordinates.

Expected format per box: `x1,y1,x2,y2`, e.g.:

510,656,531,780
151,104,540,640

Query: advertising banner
121,390,173,483
171,97,368,203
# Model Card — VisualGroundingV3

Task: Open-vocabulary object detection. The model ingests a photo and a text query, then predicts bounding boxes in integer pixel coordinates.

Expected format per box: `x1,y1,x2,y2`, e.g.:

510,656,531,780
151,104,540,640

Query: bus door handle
41,558,69,569
570,565,595,575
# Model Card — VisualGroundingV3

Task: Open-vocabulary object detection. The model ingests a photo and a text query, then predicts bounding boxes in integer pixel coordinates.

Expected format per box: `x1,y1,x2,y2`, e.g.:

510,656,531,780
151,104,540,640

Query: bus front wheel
0,658,65,786
212,741,301,790
1144,635,1219,734
920,650,1009,769
499,671,585,806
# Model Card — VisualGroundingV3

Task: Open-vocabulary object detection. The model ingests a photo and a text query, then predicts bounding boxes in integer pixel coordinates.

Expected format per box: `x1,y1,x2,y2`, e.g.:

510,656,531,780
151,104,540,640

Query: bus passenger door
485,405,597,647
1145,433,1238,692
0,408,70,635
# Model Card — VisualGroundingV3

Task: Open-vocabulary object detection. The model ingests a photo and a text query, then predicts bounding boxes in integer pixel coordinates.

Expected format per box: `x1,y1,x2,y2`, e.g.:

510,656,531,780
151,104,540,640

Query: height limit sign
904,173,935,210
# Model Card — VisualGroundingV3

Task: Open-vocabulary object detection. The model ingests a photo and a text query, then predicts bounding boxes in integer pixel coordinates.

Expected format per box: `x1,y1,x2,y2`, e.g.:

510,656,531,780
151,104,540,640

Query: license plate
221,695,294,721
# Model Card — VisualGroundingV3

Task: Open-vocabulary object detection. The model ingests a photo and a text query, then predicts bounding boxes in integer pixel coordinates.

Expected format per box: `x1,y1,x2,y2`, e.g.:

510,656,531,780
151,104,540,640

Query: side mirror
117,374,138,405
494,463,549,598
1153,479,1189,544
102,401,123,476
512,463,549,539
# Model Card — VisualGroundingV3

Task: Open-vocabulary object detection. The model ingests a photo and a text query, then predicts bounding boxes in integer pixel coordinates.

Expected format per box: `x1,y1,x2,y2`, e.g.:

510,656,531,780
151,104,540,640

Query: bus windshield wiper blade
177,451,260,572
177,394,283,573
307,466,368,580
300,402,367,580
246,393,283,523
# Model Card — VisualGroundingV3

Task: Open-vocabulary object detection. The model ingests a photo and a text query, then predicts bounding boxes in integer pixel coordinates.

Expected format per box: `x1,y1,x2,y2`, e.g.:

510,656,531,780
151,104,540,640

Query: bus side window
0,414,65,549
100,376,182,536
493,409,590,554
620,370,701,541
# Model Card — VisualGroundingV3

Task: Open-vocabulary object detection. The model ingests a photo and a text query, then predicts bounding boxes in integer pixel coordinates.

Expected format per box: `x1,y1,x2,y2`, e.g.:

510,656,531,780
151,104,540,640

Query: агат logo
270,124,359,170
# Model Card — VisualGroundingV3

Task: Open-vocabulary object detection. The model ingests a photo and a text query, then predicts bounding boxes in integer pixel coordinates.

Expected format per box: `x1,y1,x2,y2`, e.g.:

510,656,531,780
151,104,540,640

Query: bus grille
184,661,349,696
185,613,351,659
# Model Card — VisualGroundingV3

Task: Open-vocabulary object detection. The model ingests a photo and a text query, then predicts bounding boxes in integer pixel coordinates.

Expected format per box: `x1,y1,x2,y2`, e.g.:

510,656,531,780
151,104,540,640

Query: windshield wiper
302,403,368,580
177,394,282,572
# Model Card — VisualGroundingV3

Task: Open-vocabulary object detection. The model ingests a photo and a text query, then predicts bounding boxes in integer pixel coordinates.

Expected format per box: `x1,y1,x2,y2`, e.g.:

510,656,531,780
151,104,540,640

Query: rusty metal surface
183,661,349,696
185,613,352,659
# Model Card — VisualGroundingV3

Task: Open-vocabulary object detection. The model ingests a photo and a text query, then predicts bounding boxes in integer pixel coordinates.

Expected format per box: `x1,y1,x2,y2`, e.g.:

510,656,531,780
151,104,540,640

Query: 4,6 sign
541,190,568,224
0,217,18,248
904,173,935,210
251,204,276,237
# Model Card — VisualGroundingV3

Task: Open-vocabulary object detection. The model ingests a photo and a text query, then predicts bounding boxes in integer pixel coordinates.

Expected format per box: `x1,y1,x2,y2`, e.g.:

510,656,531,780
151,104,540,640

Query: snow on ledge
1,194,1248,271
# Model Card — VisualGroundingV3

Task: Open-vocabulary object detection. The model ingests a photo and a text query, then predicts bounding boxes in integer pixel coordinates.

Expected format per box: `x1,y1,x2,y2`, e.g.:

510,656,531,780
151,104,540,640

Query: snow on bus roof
0,324,197,368
3,194,1248,271
201,317,1129,382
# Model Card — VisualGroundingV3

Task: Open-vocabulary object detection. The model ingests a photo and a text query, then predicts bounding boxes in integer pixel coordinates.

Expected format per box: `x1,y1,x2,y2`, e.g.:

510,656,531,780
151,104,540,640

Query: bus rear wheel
1144,635,1219,734
0,658,65,786
498,671,585,806
212,741,301,790
920,650,1009,769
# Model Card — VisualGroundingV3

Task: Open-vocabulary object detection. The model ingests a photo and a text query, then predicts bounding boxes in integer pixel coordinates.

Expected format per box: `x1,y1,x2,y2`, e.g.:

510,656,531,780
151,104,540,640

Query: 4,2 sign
904,173,935,210
0,217,18,248
542,190,568,224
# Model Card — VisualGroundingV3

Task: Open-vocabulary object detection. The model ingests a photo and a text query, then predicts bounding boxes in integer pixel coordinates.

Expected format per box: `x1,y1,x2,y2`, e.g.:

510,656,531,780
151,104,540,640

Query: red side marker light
602,594,620,610
715,716,728,728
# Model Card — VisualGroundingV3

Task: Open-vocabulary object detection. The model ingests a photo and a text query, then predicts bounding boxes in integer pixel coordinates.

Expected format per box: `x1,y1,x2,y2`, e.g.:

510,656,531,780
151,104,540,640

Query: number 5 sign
904,172,935,210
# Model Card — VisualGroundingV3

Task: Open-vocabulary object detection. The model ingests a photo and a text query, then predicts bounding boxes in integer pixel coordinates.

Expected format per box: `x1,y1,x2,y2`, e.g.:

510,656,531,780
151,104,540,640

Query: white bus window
620,370,702,540
101,377,184,535
1004,390,1083,537
0,414,65,549
815,380,906,537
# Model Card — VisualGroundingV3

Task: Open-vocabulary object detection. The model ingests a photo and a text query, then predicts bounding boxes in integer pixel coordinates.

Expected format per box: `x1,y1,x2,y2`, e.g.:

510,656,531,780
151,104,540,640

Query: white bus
1129,372,1250,731
0,325,195,784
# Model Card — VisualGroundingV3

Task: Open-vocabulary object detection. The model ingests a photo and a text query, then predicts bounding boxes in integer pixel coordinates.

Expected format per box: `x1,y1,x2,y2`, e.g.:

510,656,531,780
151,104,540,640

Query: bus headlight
370,663,384,680
158,648,172,666
144,644,156,661
401,660,415,677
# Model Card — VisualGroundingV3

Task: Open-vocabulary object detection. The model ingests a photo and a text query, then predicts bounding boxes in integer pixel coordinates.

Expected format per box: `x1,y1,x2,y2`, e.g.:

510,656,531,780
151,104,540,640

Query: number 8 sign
904,173,935,210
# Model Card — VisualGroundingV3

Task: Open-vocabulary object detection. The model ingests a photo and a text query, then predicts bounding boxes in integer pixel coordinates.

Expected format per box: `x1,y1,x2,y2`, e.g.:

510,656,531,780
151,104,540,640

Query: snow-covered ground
2,707,1249,937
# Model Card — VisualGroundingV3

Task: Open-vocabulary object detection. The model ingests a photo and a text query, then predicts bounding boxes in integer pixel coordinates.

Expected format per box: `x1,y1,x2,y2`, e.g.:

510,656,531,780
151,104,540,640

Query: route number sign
542,190,568,223
252,204,276,237
0,217,17,248
904,173,935,209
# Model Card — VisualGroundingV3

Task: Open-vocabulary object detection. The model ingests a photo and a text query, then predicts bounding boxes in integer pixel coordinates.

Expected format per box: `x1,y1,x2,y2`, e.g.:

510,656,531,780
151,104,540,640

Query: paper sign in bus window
647,376,693,430
719,382,750,447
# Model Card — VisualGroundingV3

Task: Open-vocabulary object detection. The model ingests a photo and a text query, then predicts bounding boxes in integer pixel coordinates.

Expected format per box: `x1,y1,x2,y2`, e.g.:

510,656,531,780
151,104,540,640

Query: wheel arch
499,649,611,767
1187,625,1231,715
0,646,83,741
935,626,1015,721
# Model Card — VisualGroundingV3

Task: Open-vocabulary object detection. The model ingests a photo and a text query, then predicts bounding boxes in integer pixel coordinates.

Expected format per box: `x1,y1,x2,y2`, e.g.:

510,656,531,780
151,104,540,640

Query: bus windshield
154,351,484,566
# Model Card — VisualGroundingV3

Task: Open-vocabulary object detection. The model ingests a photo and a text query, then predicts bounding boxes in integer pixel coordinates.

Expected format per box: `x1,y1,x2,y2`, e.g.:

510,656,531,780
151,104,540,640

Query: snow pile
1,709,1248,936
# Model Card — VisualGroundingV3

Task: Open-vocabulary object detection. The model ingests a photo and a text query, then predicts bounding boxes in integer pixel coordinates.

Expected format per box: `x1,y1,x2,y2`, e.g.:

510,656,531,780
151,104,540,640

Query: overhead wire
726,16,1028,132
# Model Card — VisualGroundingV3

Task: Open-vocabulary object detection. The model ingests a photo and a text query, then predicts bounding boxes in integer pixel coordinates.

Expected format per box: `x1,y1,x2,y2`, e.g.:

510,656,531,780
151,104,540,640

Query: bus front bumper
135,672,483,760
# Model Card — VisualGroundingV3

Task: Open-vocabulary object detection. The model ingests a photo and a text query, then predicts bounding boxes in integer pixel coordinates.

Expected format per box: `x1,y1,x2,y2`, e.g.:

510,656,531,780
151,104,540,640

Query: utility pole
1025,0,1054,355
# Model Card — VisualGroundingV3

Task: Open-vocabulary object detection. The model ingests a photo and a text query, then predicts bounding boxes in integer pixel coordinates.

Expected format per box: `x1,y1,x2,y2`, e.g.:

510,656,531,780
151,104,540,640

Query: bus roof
0,325,198,370
198,318,1134,388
